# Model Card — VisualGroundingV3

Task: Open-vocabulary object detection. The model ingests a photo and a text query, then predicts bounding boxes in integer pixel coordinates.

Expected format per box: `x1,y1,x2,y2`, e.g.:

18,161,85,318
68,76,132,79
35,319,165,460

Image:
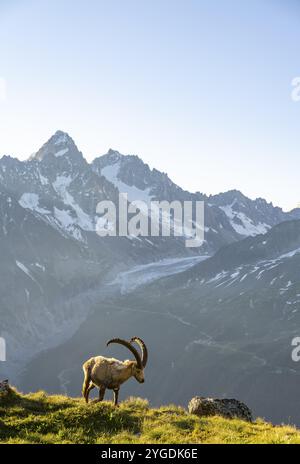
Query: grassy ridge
1,388,300,444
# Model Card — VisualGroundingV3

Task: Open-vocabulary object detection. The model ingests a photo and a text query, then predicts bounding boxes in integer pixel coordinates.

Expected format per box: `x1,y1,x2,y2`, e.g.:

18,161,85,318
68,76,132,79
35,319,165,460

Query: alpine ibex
82,337,148,406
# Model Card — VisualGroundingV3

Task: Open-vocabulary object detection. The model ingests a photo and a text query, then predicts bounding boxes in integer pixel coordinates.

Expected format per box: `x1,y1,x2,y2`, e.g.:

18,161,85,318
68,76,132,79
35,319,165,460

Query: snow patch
53,175,95,232
19,193,50,214
54,133,70,145
54,207,83,241
110,255,209,294
220,203,270,236
101,162,153,204
16,261,43,291
278,248,300,260
101,162,203,242
54,148,69,158
38,170,49,185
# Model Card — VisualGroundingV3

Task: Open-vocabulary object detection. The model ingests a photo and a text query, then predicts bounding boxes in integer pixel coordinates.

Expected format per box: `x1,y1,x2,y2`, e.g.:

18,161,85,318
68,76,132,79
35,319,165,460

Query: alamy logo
0,337,6,362
96,194,205,248
291,337,300,362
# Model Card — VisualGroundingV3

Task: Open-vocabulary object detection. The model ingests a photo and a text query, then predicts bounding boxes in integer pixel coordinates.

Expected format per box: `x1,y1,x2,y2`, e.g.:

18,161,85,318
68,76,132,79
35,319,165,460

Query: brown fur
82,356,144,405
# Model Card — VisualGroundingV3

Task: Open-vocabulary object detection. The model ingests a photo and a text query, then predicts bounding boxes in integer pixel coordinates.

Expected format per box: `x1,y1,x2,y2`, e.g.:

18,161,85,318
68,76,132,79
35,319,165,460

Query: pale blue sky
0,0,299,211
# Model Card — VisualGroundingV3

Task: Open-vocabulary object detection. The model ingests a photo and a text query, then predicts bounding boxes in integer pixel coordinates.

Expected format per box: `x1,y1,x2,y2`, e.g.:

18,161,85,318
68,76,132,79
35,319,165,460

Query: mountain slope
209,190,293,236
20,220,300,426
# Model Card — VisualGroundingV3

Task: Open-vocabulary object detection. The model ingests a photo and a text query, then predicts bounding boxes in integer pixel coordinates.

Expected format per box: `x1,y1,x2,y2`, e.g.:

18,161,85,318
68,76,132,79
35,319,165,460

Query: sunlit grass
1,388,299,444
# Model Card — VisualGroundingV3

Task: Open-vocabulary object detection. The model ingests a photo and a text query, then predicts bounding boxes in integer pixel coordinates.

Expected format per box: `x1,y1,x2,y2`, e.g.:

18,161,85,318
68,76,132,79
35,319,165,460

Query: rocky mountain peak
106,148,122,160
52,130,73,144
32,130,84,164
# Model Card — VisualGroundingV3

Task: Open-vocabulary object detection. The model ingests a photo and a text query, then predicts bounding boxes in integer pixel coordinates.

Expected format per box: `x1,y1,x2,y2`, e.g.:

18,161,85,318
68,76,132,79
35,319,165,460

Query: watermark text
96,194,205,248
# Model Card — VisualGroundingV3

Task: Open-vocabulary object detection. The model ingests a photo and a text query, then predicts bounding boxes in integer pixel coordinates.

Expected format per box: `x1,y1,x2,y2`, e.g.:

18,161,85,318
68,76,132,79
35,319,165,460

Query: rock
0,380,9,394
188,396,253,422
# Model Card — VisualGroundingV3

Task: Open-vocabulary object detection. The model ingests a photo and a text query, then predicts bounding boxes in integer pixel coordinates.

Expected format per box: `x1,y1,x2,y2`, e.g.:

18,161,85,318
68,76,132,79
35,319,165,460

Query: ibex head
107,337,148,384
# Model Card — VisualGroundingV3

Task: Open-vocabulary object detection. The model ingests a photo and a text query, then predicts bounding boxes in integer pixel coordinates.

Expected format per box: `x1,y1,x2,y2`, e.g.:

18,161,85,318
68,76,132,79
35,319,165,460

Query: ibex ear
130,362,136,374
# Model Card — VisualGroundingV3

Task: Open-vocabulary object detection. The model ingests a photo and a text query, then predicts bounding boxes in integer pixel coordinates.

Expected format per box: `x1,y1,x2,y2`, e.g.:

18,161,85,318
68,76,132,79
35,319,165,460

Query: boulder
188,396,253,422
0,380,9,394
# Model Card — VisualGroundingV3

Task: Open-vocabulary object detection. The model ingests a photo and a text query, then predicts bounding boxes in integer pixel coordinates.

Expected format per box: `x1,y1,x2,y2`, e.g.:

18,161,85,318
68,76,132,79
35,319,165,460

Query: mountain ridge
1,130,297,215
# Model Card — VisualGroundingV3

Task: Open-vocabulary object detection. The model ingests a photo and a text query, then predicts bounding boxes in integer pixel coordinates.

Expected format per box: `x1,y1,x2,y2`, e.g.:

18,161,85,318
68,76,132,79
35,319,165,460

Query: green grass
1,387,300,444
